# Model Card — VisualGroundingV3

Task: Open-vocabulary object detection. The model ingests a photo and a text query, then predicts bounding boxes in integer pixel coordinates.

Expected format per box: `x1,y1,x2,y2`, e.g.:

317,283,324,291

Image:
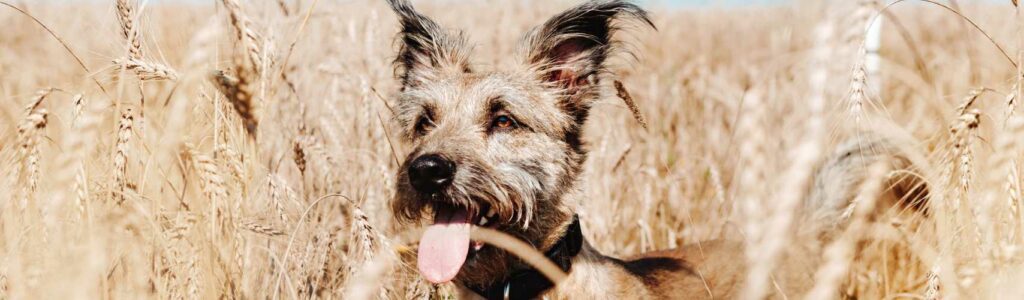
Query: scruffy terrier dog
385,0,925,299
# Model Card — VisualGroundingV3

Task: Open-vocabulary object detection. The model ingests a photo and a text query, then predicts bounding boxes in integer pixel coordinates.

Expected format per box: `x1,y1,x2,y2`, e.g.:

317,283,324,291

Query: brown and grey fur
384,0,927,298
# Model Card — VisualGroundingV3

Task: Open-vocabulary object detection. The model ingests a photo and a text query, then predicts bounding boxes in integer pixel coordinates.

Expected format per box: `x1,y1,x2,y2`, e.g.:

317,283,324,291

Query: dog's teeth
479,216,489,226
487,210,496,218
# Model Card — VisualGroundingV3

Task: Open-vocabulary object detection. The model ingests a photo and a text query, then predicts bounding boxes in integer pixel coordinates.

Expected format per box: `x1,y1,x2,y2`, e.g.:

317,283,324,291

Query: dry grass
3,0,1024,298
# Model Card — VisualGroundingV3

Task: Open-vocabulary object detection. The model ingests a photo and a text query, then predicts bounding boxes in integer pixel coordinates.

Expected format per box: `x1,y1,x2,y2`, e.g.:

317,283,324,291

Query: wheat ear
113,108,133,205
115,0,142,59
113,57,179,81
210,69,258,139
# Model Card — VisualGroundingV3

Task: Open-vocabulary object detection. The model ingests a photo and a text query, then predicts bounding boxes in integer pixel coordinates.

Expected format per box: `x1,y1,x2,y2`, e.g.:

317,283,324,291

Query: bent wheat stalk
344,226,569,300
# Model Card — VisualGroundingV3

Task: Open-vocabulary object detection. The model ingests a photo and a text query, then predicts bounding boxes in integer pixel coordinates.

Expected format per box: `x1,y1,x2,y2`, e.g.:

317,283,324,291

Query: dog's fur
384,0,927,298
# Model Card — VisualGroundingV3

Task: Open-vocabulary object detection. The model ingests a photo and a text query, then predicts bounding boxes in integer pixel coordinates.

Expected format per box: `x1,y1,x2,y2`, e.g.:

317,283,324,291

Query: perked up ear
525,0,653,92
385,0,472,89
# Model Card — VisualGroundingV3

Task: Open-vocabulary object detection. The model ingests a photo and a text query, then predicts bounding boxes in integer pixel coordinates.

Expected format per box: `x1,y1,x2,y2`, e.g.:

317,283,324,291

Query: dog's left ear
525,1,653,94
386,0,472,89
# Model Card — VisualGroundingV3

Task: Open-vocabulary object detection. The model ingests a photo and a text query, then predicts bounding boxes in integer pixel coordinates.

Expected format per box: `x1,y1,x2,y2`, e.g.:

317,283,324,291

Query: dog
383,0,928,299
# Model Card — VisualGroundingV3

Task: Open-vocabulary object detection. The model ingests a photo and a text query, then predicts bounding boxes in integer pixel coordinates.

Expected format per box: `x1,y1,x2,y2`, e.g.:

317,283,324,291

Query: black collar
466,215,583,300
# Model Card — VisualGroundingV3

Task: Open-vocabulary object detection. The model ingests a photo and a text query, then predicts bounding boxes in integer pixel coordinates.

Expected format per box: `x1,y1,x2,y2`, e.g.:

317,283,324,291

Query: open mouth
417,202,499,284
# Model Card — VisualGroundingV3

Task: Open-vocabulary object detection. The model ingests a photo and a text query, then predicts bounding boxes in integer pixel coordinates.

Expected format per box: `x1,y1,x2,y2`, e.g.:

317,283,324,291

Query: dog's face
385,0,651,287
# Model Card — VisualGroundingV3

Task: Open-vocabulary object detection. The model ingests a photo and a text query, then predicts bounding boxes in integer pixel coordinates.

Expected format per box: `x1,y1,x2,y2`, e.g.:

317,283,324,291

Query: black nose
408,154,455,193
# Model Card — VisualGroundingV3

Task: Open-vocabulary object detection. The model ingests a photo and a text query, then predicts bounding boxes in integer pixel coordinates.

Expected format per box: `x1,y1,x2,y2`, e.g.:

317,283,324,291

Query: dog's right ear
524,1,652,89
523,0,653,126
385,0,472,89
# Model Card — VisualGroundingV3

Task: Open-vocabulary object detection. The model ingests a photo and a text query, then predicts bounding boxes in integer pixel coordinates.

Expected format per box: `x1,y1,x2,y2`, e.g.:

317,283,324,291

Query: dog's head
385,0,652,286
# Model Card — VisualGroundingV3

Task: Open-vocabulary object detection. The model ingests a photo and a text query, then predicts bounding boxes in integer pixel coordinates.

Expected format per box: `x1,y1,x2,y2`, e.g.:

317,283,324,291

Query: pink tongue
417,206,471,284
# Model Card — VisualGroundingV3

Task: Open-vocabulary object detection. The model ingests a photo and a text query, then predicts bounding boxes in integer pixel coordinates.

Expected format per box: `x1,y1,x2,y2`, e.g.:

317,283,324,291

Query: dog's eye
491,115,516,130
415,116,434,134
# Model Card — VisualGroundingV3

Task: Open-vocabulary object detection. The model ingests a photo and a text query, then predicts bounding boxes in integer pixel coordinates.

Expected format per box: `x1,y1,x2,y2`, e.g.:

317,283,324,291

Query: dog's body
384,0,925,298
543,240,816,299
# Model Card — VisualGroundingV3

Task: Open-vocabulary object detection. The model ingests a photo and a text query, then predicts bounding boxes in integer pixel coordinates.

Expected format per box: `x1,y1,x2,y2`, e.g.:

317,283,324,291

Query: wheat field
3,0,1024,298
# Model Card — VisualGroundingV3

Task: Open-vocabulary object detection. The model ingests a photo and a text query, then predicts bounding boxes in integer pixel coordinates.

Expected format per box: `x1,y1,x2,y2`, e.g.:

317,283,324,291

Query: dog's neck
461,216,654,300
465,215,584,299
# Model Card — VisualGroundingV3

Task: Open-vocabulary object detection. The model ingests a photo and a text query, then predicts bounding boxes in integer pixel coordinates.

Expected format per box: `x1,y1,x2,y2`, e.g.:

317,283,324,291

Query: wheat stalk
613,80,648,130
184,144,229,237
949,89,987,213
8,88,50,216
348,200,382,265
293,139,307,174
70,96,104,218
229,222,245,288
52,92,89,221
112,0,182,84
74,167,89,216
340,196,392,299
952,110,980,196
113,108,133,205
978,116,1024,255
215,144,245,199
267,173,294,224
946,91,989,260
924,263,941,300
845,0,879,125
404,276,434,300
16,89,52,207
186,242,200,299
848,57,868,124
210,69,258,139
22,88,52,117
742,4,832,296
950,90,982,198
220,0,264,74
71,93,84,125
239,220,285,237
115,0,142,59
17,108,48,208
736,88,769,249
1006,83,1018,120
113,57,179,81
